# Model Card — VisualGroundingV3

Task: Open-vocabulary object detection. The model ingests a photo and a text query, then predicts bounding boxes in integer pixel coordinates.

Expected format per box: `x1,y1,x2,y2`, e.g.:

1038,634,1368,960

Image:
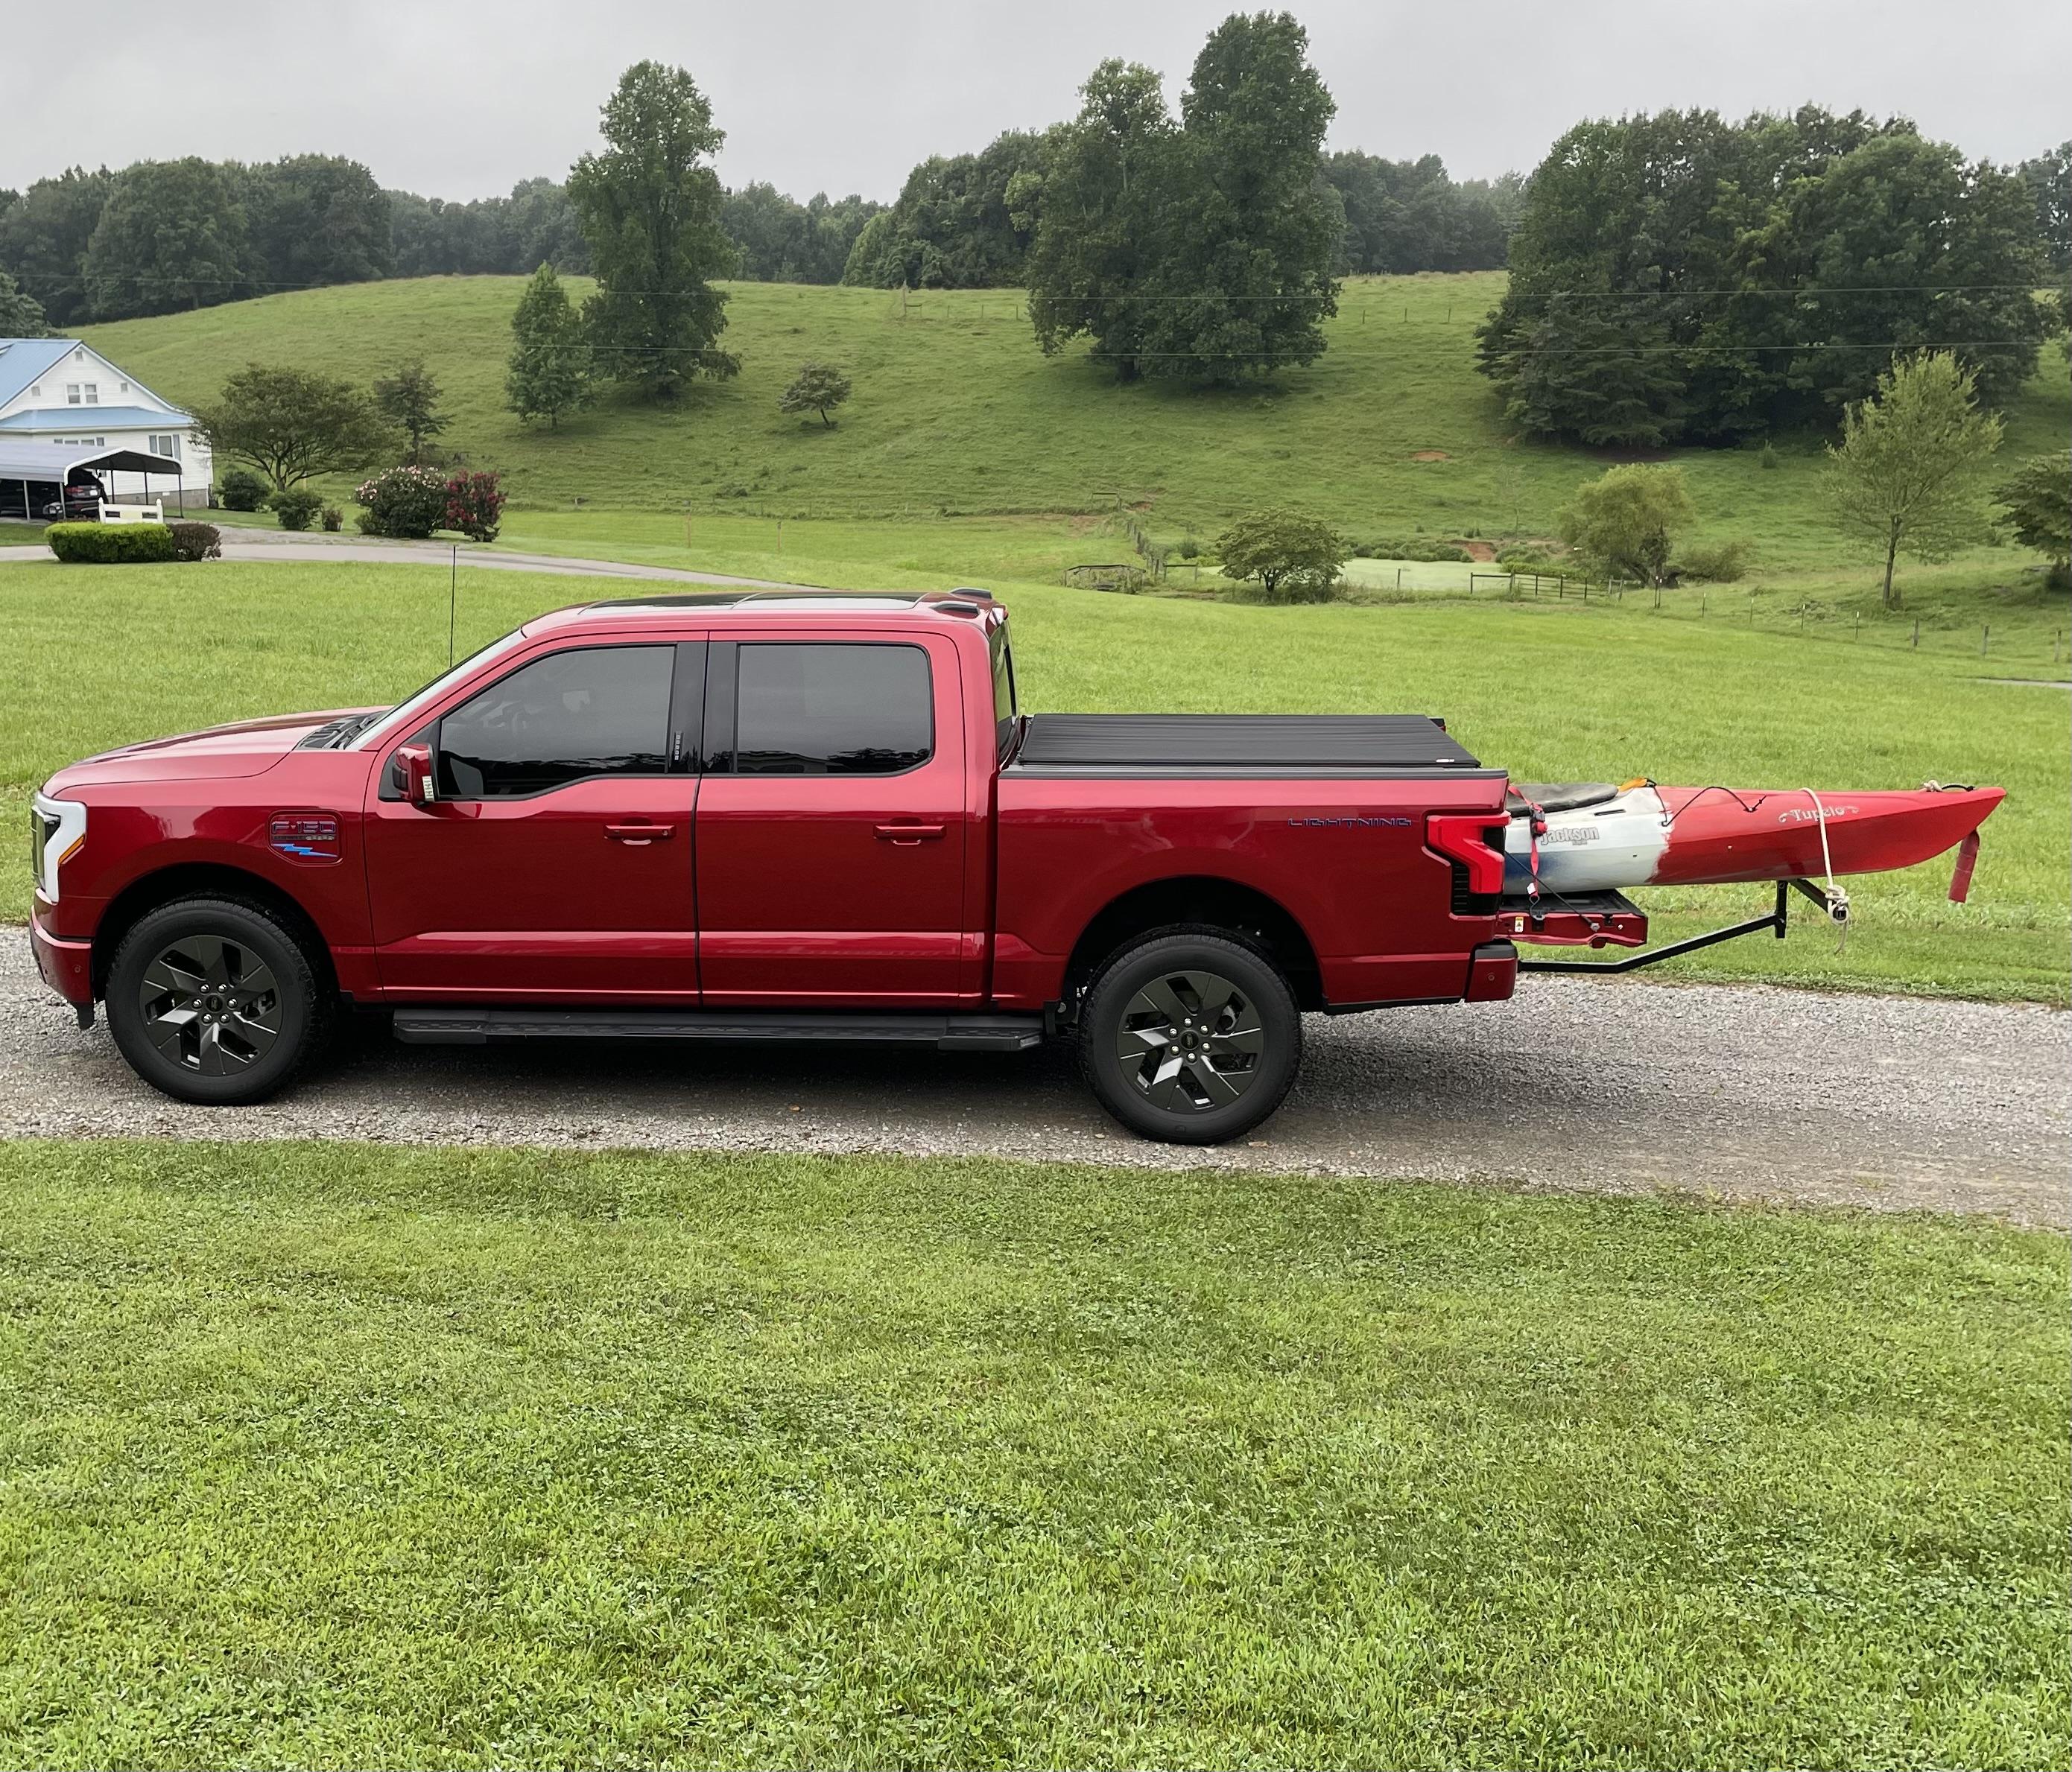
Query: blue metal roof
0,338,77,407
0,404,195,432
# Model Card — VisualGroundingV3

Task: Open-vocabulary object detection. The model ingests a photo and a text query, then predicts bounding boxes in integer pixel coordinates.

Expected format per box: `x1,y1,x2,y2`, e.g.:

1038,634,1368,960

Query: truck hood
45,708,383,791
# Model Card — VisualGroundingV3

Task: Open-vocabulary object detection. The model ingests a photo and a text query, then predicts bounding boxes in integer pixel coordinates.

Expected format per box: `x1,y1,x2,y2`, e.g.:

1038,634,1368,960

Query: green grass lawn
0,1137,2064,1769
4,558,2064,999
80,274,2071,574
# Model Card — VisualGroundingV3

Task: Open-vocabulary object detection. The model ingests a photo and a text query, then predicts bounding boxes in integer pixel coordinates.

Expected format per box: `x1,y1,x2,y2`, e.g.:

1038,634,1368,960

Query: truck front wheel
1079,930,1301,1145
105,897,331,1106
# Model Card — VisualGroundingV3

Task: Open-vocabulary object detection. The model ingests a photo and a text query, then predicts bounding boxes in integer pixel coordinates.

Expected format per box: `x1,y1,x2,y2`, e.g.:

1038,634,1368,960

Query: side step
393,1007,1045,1052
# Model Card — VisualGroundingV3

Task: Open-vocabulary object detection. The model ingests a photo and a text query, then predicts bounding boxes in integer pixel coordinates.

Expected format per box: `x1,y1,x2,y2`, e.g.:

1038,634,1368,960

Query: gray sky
4,0,2067,202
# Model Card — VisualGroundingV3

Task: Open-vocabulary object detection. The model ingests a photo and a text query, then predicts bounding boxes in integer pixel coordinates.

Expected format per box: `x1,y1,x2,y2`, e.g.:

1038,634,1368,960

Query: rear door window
439,645,675,798
732,643,932,775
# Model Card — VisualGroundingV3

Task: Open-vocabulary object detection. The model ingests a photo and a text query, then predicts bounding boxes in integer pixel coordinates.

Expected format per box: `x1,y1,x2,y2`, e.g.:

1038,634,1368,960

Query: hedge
44,522,178,565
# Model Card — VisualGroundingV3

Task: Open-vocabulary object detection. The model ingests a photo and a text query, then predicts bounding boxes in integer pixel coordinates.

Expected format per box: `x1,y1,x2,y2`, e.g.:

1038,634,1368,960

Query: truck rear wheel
105,897,330,1106
1079,930,1300,1145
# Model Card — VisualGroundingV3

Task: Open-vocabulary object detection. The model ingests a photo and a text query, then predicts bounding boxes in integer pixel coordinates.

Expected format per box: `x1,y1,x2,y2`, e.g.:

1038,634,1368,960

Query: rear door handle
605,822,676,845
875,822,945,844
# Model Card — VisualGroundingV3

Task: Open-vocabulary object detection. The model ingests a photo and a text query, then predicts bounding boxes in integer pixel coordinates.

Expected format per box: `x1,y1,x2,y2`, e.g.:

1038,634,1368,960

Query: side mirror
396,743,436,807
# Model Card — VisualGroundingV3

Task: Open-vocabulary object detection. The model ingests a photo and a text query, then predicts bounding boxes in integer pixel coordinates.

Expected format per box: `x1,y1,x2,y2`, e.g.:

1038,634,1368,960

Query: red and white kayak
1503,781,2004,895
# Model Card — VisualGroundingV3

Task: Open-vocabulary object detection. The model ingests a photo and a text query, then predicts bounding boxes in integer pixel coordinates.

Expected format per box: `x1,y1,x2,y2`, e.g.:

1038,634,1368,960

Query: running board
392,1007,1045,1052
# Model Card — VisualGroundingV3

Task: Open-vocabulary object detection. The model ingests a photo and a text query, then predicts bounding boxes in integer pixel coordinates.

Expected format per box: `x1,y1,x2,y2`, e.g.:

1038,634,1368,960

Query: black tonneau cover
1012,714,1479,772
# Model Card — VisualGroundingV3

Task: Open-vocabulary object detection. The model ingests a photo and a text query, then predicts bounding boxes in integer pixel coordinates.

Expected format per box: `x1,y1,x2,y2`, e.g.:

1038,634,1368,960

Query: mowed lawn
3,559,2065,1000
80,274,2072,569
0,1138,2064,1770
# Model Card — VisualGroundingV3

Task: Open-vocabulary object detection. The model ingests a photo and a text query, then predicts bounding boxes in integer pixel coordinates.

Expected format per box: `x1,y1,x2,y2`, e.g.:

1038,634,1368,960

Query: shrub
1758,440,1781,471
353,464,449,539
217,468,267,511
167,521,222,562
320,504,344,532
45,521,176,564
444,471,505,542
1357,536,1474,563
269,487,323,531
1672,539,1751,582
1495,544,1568,572
1175,534,1200,561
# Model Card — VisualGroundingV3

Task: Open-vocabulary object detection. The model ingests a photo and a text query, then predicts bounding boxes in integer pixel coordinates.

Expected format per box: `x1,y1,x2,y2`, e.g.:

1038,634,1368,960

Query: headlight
30,792,86,903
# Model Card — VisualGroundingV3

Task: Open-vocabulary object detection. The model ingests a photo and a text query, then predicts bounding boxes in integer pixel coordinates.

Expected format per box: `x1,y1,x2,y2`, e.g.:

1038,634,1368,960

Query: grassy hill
83,274,2072,569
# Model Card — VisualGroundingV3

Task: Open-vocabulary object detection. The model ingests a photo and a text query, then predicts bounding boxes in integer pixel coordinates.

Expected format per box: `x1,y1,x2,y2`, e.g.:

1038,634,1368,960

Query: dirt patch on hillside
1463,540,1497,562
1410,449,1451,462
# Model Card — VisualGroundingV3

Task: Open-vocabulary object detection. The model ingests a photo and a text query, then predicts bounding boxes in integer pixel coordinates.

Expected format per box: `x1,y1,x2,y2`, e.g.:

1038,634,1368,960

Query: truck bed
1010,714,1481,774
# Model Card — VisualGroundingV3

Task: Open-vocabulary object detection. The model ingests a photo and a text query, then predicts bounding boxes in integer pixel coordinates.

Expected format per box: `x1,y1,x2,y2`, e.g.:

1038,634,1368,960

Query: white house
0,337,212,514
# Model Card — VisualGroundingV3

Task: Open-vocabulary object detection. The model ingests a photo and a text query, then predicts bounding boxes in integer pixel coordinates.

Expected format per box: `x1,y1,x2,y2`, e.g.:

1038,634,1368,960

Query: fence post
1749,590,1755,627
1982,624,1989,656
1395,567,1403,590
1854,610,1860,641
1912,619,1919,650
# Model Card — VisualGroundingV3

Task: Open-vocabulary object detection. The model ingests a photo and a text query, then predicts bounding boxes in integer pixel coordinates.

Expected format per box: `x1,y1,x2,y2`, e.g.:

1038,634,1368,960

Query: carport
0,439,186,523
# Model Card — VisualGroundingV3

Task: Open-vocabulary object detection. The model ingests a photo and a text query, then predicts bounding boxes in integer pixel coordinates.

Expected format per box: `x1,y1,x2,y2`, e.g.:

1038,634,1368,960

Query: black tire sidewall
107,899,322,1105
1080,931,1300,1144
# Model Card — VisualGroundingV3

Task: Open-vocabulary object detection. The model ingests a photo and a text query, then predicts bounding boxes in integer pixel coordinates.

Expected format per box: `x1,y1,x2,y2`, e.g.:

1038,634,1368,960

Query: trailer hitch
1518,878,1838,976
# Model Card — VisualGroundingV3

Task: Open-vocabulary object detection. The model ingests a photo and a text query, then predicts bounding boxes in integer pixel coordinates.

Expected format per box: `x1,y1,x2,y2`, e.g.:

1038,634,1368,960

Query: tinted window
733,644,931,775
991,629,1016,758
440,645,674,798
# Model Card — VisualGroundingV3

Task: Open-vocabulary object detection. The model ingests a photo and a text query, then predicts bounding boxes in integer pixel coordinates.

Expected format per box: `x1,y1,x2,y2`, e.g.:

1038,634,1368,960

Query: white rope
1802,790,1850,947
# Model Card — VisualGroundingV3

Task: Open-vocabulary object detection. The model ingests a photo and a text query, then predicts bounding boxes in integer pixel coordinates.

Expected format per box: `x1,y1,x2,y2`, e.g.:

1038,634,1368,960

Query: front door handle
605,822,677,845
875,822,945,845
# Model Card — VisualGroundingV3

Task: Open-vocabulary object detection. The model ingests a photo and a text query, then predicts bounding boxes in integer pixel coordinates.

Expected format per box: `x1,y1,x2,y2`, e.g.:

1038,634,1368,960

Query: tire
105,896,332,1106
1079,928,1302,1145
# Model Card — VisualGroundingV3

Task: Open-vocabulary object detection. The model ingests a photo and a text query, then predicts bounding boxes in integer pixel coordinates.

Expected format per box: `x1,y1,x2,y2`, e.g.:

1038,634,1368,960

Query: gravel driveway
5,941,2064,1223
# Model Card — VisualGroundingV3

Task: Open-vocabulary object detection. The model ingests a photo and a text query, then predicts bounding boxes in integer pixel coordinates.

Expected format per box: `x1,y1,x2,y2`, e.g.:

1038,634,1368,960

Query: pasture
3,557,2065,1001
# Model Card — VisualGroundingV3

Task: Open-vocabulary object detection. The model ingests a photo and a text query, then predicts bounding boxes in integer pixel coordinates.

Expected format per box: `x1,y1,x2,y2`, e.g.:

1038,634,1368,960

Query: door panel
694,634,968,1005
363,642,702,1003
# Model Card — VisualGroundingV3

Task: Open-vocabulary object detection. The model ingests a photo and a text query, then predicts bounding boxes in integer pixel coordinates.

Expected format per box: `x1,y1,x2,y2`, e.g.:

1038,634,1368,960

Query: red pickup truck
30,589,1530,1143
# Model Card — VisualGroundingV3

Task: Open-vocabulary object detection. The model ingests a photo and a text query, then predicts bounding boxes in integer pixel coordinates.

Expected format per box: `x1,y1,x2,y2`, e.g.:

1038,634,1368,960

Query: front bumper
29,909,93,1007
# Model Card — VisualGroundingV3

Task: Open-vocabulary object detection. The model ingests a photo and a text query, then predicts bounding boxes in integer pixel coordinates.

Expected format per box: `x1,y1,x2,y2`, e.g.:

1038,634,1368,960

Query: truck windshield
991,624,1017,760
352,629,532,748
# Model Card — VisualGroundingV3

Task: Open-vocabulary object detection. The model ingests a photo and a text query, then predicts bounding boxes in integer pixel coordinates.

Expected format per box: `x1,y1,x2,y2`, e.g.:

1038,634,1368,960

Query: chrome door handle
605,822,676,845
875,822,945,845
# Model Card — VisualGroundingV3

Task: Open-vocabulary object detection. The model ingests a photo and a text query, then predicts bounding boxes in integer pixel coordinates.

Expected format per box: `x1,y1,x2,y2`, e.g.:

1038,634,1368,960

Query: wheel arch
92,863,337,1000
1062,874,1323,1011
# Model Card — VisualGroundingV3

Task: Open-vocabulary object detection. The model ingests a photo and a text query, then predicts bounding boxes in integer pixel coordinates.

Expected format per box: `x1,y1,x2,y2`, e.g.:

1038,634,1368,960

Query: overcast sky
4,0,2066,202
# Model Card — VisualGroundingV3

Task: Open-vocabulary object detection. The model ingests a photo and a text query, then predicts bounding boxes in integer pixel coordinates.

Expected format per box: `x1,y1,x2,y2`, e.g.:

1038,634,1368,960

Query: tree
1215,508,1348,600
2018,142,2071,274
0,267,47,336
246,156,390,292
192,365,390,492
566,60,739,401
374,358,446,463
1556,465,1696,587
0,167,112,327
1321,150,1511,273
506,263,592,429
779,363,852,428
1821,352,2003,608
838,133,1050,289
1994,451,2071,588
82,158,251,318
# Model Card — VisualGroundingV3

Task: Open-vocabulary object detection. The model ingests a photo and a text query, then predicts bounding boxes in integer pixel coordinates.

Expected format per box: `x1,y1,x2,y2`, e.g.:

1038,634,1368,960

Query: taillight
1427,812,1509,896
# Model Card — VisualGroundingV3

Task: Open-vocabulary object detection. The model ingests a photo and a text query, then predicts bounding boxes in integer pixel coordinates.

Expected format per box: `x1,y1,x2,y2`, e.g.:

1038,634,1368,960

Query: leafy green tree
506,177,592,276
247,156,390,291
1215,508,1348,601
0,167,111,327
0,267,47,336
2018,142,2071,274
840,133,1051,288
192,364,390,492
506,263,592,428
778,362,852,427
566,61,739,401
1821,353,2003,608
374,358,446,463
1557,465,1696,587
82,158,250,317
1321,150,1511,273
1497,299,1687,446
1993,451,2071,587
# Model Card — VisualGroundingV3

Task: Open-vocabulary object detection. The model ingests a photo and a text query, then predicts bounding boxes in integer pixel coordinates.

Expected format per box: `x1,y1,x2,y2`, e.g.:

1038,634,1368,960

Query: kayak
1502,781,2005,895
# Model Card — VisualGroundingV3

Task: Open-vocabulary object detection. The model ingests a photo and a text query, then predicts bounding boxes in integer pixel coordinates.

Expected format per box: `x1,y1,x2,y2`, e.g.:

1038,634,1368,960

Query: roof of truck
520,588,1003,639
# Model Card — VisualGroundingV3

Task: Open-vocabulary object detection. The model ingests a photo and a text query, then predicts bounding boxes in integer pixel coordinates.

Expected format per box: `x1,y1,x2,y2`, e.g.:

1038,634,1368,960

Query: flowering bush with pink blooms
353,465,448,539
444,471,504,543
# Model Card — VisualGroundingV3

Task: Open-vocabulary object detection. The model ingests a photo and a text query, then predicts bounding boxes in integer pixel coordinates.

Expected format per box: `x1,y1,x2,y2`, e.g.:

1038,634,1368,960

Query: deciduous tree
82,158,250,318
0,167,111,328
193,364,390,492
506,263,592,429
1215,508,1348,600
0,267,46,337
779,362,852,427
1821,352,2002,608
374,358,447,463
1994,451,2071,588
567,61,739,401
1556,465,1696,587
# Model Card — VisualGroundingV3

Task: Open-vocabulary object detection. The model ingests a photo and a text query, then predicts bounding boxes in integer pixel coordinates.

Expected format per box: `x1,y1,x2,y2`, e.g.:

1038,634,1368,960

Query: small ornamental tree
1821,352,2002,609
1215,508,1349,602
444,471,505,542
1994,451,2071,588
779,362,852,427
354,465,448,539
373,358,447,464
194,365,390,493
507,264,591,429
1556,464,1696,587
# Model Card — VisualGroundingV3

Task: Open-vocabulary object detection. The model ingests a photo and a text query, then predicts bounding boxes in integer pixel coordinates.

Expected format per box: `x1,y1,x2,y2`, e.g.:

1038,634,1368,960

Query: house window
28,384,38,398
66,384,80,404
119,381,130,393
83,384,98,405
149,434,183,460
